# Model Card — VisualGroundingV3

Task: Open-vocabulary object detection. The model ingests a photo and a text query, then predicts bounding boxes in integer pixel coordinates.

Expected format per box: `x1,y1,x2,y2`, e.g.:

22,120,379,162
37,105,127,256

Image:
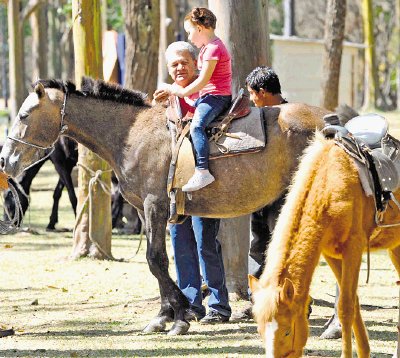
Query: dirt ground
1,109,400,357
0,182,398,357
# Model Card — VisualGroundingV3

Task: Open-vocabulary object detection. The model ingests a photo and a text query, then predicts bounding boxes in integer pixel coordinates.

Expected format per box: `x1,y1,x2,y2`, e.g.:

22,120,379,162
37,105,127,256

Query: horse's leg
324,252,369,358
341,245,368,358
58,161,77,215
47,179,64,230
388,245,400,357
141,200,190,335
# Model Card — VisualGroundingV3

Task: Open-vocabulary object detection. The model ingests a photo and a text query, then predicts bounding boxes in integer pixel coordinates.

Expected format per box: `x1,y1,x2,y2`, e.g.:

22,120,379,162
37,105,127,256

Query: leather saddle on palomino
166,89,267,223
322,113,400,226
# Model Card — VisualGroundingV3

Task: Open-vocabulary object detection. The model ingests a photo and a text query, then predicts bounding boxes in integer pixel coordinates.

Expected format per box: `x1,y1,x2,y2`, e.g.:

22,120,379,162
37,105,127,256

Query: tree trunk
209,1,269,96
283,0,295,36
47,0,61,78
208,0,269,297
396,0,400,110
71,0,112,260
8,0,25,120
320,0,346,111
0,4,8,108
121,0,160,97
362,0,378,109
30,0,47,80
157,0,167,85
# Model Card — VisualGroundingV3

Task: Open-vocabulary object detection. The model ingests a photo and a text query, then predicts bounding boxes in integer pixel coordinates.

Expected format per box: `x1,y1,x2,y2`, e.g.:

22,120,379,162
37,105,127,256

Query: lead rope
0,181,23,234
74,163,144,262
73,163,119,261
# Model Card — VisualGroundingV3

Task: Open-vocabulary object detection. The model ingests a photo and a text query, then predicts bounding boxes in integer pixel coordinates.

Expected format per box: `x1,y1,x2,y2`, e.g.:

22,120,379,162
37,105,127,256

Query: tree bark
71,0,112,260
8,0,25,120
396,0,400,110
361,0,378,109
208,0,269,297
320,0,346,111
209,1,269,96
157,0,168,85
47,0,62,78
0,4,8,107
121,0,160,97
30,0,47,80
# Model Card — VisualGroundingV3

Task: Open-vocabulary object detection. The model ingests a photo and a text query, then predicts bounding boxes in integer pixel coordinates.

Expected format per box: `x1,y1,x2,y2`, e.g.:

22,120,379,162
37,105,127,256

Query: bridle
6,90,69,170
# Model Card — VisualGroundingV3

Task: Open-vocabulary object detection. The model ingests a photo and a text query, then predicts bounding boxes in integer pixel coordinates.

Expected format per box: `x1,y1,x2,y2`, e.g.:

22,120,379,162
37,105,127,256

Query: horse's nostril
0,157,5,169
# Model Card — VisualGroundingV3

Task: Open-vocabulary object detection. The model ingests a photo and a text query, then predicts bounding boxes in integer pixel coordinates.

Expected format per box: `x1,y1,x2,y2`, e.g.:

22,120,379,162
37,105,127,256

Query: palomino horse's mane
33,77,149,107
263,133,334,284
253,132,334,321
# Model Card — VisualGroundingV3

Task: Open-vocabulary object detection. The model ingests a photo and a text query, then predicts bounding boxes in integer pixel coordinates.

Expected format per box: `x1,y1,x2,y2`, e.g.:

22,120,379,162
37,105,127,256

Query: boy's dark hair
246,66,282,94
184,7,217,29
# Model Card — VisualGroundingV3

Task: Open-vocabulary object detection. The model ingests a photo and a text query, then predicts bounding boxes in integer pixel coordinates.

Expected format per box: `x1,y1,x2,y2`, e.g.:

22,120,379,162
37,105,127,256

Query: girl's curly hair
184,7,216,29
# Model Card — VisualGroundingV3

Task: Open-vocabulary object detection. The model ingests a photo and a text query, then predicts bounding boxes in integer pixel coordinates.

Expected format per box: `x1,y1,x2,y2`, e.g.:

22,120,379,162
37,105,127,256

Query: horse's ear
248,274,261,293
34,82,45,99
280,278,295,305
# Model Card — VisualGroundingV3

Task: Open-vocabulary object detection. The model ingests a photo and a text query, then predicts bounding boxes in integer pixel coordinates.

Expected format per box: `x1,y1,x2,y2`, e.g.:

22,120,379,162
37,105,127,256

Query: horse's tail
261,132,334,284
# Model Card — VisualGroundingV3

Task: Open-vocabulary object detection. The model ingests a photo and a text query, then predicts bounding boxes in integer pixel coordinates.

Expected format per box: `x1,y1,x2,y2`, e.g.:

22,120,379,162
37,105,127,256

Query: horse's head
0,82,65,178
249,275,308,358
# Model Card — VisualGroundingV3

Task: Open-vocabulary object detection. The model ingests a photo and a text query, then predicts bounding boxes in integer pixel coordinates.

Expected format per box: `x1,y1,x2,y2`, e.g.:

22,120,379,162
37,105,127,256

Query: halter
6,90,69,170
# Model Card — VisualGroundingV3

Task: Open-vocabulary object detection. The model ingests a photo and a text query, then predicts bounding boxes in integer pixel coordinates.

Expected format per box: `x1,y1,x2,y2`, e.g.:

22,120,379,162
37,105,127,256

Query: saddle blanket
208,107,265,159
172,107,266,190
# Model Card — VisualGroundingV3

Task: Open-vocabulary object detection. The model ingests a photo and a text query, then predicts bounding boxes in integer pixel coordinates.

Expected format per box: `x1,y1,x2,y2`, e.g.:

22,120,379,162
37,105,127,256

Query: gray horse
0,78,329,335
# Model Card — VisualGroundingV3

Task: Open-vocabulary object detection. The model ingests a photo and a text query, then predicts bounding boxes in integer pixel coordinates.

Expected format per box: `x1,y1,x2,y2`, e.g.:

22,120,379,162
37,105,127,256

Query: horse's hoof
143,316,172,333
320,321,342,339
167,320,190,336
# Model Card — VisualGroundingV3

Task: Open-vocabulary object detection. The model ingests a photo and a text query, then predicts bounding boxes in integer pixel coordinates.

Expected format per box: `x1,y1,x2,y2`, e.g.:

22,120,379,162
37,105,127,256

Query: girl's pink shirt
198,37,232,97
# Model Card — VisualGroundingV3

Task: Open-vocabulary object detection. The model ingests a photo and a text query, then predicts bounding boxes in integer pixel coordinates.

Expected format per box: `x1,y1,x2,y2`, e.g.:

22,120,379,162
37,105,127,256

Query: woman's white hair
165,41,196,64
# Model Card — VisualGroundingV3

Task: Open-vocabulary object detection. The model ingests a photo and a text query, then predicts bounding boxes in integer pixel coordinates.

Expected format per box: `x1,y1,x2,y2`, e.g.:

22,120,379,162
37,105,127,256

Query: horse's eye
285,329,291,336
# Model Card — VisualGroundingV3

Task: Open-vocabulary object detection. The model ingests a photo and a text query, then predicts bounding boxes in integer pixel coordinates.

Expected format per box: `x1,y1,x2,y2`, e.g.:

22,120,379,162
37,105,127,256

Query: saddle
323,113,400,222
166,90,266,223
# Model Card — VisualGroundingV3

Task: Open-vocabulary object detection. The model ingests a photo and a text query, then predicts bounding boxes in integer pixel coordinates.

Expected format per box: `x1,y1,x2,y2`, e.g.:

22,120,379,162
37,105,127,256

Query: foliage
269,0,284,35
106,0,123,32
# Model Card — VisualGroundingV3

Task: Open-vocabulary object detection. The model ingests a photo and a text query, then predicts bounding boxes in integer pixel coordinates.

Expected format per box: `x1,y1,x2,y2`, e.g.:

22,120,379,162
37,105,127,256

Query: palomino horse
249,132,400,358
0,78,329,335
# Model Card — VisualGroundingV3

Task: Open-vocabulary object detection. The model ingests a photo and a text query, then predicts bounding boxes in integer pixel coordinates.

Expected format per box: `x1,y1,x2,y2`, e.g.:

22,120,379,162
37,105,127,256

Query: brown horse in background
0,78,329,335
250,132,400,358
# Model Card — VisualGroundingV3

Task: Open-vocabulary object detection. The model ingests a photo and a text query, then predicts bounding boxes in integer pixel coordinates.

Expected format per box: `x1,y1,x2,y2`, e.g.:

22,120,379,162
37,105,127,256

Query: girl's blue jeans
191,94,232,170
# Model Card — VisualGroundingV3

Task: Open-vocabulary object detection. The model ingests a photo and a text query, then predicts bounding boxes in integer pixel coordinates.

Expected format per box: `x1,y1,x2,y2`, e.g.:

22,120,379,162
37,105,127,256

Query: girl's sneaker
182,170,215,192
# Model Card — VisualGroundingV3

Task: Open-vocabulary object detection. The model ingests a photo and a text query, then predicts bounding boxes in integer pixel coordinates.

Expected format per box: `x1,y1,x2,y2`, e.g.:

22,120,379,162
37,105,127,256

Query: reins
0,181,22,234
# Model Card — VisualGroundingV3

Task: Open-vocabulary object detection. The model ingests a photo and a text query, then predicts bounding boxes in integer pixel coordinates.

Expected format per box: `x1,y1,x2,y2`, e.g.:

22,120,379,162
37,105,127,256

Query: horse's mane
260,132,334,287
253,132,334,322
33,77,149,107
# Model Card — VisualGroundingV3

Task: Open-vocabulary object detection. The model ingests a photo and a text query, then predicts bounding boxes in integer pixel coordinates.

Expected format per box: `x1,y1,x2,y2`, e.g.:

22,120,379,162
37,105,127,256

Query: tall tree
7,0,24,120
47,0,62,78
30,0,47,80
0,4,8,109
320,0,346,111
362,0,378,108
396,0,400,110
208,0,269,296
121,0,160,97
209,1,269,96
72,0,113,260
